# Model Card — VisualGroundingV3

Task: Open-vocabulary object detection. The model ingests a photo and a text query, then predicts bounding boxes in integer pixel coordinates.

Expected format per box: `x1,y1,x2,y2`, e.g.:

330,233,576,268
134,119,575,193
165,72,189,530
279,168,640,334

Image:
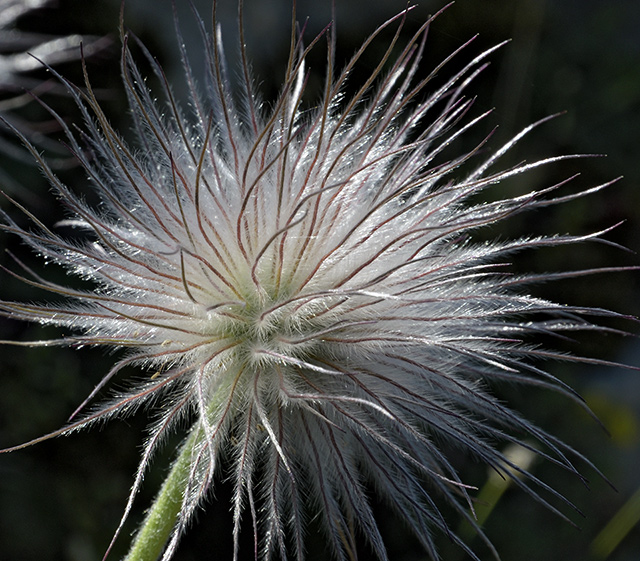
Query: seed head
0,3,628,561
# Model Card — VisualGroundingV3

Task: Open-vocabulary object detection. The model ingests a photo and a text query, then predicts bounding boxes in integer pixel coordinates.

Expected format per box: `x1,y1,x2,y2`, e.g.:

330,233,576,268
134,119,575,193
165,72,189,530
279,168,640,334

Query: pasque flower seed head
0,2,629,560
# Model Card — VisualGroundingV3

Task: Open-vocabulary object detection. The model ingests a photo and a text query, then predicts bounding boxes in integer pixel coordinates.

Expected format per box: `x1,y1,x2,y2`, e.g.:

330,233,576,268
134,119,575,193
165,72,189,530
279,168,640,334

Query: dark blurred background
0,1,638,560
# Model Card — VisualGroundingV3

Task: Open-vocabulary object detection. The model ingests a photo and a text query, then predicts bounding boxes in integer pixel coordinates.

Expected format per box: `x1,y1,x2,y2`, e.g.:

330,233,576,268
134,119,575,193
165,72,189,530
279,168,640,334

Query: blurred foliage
0,0,638,560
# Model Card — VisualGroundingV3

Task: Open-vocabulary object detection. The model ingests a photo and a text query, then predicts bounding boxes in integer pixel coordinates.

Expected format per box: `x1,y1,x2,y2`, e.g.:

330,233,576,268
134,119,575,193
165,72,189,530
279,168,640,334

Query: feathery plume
0,2,630,560
0,0,109,194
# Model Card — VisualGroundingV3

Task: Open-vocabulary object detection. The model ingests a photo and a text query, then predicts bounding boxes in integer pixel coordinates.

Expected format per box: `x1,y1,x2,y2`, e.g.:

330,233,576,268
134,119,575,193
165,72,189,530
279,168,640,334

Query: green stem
590,484,640,560
124,428,202,561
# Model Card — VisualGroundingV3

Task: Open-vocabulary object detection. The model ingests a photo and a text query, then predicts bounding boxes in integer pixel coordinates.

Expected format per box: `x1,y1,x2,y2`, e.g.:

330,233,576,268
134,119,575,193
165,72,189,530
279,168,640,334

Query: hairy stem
124,428,201,561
